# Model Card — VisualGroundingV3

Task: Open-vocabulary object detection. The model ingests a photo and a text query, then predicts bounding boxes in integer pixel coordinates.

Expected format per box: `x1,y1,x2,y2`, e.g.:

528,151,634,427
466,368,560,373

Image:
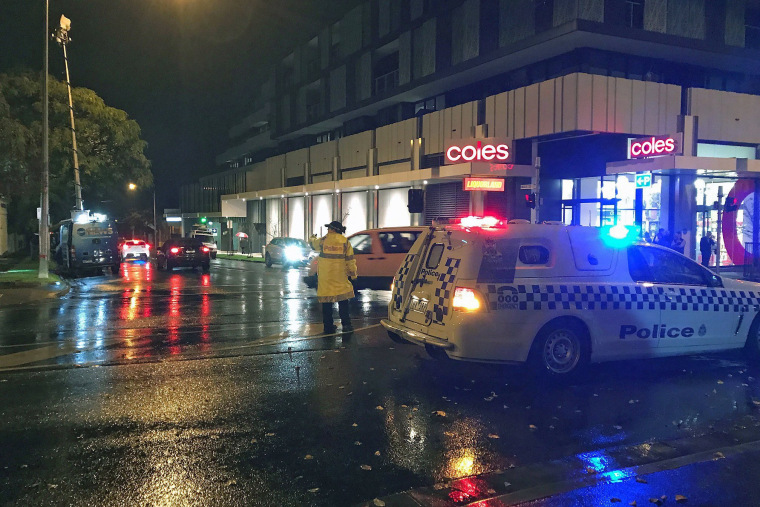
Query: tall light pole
127,183,157,246
39,0,50,279
54,15,83,212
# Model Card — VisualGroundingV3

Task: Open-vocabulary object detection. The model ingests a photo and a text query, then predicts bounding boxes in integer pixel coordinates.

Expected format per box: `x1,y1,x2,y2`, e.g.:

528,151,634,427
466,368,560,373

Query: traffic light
525,192,536,209
724,196,738,212
200,216,208,224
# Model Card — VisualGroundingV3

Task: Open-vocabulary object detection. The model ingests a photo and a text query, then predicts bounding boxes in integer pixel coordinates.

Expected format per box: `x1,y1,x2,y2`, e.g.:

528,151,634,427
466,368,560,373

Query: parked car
382,217,760,378
120,239,151,262
265,237,314,268
304,227,425,290
55,214,120,276
156,238,211,272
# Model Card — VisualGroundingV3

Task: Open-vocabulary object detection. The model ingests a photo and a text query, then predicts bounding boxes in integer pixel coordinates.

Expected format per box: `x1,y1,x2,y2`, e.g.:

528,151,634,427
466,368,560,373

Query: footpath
0,257,69,307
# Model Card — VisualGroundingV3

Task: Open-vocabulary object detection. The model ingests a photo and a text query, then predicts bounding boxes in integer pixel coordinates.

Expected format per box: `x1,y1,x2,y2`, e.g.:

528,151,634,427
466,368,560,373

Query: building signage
628,133,682,159
635,173,652,188
463,177,505,192
445,138,513,164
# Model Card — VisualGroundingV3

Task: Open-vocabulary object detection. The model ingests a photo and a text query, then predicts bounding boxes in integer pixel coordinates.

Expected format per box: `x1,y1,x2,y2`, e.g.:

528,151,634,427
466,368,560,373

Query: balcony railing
374,69,399,96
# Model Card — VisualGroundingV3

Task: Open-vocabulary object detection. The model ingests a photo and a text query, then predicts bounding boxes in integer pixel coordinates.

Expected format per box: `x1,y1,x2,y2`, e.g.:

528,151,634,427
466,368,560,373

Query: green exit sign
635,173,652,188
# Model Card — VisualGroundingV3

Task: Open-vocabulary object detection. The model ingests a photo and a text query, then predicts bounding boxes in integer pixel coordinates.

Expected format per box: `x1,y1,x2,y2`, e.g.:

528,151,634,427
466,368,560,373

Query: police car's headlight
452,287,485,312
284,246,303,261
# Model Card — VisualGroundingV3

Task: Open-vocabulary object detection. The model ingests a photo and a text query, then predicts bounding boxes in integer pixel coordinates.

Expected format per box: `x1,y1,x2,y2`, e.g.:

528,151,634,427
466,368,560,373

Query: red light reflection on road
167,275,183,354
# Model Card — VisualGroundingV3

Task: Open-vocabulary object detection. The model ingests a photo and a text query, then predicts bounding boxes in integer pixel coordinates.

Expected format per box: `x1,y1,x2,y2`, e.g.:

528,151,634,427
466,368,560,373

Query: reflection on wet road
0,259,759,506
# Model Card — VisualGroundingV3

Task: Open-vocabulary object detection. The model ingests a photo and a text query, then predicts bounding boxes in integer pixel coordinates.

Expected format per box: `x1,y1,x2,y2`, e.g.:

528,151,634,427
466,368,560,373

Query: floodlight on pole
54,14,83,212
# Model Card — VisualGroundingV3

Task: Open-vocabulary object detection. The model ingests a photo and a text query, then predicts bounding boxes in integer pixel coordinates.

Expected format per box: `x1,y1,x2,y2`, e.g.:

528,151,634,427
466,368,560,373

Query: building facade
181,0,760,268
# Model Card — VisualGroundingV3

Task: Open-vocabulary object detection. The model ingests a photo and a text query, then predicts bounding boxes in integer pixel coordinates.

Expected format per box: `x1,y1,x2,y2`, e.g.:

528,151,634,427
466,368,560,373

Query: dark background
1,0,361,209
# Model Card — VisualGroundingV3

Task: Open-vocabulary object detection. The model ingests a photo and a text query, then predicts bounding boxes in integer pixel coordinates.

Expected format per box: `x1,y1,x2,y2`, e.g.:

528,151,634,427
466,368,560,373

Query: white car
189,230,218,259
382,217,760,378
265,237,314,268
120,239,151,262
304,227,425,290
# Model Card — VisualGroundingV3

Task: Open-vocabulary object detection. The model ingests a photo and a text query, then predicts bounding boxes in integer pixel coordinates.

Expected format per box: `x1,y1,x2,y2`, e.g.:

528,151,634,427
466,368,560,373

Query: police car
381,217,760,378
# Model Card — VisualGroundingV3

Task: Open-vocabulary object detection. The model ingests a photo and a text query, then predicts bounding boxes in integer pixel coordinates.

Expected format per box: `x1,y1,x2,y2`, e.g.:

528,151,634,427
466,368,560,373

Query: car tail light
146,243,151,250
122,244,129,251
452,287,483,312
201,246,210,253
170,247,180,254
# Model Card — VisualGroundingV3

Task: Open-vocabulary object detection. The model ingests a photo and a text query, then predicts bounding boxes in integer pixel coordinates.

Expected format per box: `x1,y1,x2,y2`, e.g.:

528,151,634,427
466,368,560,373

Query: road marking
0,342,79,368
215,323,382,352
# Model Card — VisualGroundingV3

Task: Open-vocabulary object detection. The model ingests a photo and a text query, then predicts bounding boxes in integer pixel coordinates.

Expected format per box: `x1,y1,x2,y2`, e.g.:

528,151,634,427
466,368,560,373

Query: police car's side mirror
708,273,722,288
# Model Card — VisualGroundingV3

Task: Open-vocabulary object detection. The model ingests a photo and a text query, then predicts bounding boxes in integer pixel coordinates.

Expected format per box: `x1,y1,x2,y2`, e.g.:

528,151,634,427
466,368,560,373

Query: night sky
1,0,361,209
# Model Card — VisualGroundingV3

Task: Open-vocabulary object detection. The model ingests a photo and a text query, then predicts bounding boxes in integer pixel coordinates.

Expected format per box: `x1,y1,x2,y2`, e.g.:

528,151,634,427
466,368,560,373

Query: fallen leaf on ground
432,410,446,417
265,433,275,437
224,480,237,487
488,433,500,439
714,451,725,459
373,499,386,506
354,441,362,446
401,404,408,408
433,483,445,490
613,425,623,430
376,405,384,410
47,484,58,489
360,464,372,470
649,499,662,505
630,502,637,506
250,439,257,443
717,380,724,384
586,467,596,474
352,423,358,427
529,424,537,431
412,407,419,412
374,451,381,456
304,455,313,460
308,488,320,493
675,495,688,503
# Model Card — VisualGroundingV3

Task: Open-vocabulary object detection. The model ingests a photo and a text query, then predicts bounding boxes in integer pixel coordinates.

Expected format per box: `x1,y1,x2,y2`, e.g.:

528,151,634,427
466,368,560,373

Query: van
55,217,120,276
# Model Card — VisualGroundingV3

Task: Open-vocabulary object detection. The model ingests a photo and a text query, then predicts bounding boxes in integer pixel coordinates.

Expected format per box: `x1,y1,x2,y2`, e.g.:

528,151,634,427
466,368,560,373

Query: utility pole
54,15,83,211
39,0,50,279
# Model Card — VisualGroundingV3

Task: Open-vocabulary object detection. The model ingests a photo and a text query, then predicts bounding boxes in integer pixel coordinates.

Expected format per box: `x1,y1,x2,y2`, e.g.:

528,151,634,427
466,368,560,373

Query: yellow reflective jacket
309,231,358,303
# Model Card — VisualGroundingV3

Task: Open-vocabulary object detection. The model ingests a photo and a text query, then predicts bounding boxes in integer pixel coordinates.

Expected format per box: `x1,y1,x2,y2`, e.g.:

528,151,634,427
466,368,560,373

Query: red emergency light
459,216,504,229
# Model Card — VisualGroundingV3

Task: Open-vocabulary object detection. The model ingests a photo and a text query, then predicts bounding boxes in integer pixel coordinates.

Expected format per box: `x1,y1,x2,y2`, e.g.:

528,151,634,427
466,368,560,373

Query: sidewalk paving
0,281,69,307
362,424,760,507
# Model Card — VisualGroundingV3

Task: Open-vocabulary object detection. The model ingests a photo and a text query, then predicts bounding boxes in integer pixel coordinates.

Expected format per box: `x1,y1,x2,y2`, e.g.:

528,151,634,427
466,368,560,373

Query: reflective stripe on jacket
309,231,357,303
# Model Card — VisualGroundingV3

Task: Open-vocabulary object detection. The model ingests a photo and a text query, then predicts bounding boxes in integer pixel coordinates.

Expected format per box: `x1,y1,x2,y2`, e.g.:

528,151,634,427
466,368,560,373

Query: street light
39,0,50,279
127,183,157,247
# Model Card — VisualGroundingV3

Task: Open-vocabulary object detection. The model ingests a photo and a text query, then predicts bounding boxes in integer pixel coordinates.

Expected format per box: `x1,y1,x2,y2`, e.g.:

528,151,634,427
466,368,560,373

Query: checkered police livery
431,258,461,323
485,284,760,312
392,254,416,310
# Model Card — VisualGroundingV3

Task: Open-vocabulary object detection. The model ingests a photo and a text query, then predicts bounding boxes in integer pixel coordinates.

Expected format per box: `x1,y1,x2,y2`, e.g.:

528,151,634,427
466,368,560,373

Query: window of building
374,51,399,96
747,7,760,50
535,0,554,33
625,0,645,29
414,95,445,115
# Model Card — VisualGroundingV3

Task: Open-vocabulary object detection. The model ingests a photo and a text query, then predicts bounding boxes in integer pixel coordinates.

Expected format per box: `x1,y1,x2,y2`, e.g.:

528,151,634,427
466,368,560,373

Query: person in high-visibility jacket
309,220,357,333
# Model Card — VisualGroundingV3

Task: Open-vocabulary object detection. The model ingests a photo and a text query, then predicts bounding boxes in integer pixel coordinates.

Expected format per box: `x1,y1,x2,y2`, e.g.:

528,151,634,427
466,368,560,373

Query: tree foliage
0,71,152,234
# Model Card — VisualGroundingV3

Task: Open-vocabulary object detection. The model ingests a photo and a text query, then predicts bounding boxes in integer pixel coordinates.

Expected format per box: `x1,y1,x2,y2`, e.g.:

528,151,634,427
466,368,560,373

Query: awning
607,156,760,178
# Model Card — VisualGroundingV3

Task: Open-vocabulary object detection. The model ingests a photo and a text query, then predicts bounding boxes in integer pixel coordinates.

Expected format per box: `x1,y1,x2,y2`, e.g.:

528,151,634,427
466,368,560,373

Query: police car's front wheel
531,320,589,378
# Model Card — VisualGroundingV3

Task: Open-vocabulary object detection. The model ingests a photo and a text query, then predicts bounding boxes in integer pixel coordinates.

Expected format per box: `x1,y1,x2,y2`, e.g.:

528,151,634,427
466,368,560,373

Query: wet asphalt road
1,259,760,506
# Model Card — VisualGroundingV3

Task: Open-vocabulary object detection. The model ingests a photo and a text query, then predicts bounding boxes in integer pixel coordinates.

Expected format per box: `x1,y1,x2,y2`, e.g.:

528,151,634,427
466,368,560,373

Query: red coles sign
629,134,682,159
445,138,513,164
463,177,505,191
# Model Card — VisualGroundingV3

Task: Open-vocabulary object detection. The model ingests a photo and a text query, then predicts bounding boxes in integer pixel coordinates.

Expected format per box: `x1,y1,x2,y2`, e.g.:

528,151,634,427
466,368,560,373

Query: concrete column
672,173,698,260
368,148,378,176
306,195,312,238
367,190,378,229
470,191,485,216
411,138,424,171
531,140,541,224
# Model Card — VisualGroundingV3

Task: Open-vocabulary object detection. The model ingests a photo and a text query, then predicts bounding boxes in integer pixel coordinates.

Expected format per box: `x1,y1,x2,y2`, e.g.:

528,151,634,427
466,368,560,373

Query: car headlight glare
284,246,303,261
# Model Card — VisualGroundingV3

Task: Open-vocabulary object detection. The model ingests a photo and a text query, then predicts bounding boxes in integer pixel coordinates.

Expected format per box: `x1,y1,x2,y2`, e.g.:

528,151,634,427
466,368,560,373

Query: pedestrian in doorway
309,220,357,333
671,230,685,254
654,228,666,247
700,231,716,267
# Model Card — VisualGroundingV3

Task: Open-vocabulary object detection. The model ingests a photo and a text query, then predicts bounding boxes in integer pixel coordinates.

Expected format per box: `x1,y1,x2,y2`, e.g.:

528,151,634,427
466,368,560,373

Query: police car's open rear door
391,224,465,329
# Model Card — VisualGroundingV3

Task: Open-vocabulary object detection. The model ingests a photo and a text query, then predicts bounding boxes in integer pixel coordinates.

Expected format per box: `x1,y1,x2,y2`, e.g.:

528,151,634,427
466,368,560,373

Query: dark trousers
701,252,710,267
322,300,351,329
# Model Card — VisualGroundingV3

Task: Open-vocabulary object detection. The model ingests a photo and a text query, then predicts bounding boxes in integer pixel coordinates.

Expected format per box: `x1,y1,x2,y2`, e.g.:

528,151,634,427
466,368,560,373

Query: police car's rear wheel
532,321,588,377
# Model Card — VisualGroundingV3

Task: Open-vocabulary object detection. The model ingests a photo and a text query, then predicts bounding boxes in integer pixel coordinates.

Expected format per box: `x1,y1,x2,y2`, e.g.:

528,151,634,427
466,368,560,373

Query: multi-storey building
180,0,760,269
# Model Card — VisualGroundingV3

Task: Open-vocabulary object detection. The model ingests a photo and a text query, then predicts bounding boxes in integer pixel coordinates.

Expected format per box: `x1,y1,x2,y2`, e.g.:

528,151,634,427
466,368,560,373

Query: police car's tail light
452,287,483,312
170,247,180,254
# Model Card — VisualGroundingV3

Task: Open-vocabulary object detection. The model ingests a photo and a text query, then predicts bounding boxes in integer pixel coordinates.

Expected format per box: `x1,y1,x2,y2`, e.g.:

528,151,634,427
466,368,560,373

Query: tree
0,71,152,234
